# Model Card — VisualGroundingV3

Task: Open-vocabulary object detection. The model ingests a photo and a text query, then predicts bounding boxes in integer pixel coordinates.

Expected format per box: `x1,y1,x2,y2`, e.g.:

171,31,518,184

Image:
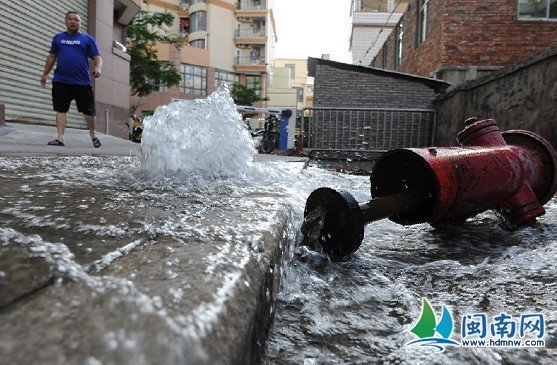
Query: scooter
126,114,143,143
253,115,279,154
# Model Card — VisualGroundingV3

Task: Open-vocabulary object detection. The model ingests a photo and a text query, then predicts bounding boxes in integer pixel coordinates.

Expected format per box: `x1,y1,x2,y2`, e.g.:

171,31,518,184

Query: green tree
127,11,182,101
230,82,269,106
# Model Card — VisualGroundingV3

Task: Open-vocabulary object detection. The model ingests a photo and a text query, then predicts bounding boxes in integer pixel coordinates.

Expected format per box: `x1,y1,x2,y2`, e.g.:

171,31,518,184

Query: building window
215,69,239,88
394,21,403,70
179,18,189,37
190,0,206,5
417,0,429,45
150,77,168,92
189,39,205,49
382,43,388,68
249,47,262,63
190,11,206,32
357,0,390,12
295,87,303,103
285,63,295,80
180,63,207,96
246,75,262,96
518,0,557,20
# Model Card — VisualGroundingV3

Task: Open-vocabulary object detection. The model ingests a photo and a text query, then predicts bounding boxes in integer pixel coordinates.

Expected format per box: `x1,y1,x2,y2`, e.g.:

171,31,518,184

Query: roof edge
308,57,451,93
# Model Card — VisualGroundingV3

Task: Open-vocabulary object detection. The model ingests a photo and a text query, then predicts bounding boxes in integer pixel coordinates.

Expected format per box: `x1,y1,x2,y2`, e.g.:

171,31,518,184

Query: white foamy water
140,86,256,178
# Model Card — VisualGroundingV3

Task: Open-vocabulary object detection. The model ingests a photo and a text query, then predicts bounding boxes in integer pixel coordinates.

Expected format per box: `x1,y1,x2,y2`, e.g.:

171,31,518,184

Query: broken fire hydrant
302,118,557,261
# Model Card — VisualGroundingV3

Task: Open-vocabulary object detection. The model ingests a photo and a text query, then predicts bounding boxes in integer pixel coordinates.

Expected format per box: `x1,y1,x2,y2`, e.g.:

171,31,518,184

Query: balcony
234,28,266,44
235,56,265,66
236,28,266,37
235,0,267,17
352,0,390,13
233,56,267,73
352,0,408,14
237,0,266,10
352,1,408,26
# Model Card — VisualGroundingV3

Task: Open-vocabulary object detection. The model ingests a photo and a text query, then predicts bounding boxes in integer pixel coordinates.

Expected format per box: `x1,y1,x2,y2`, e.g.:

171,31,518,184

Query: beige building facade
266,68,297,111
135,0,278,113
0,0,141,138
274,58,314,111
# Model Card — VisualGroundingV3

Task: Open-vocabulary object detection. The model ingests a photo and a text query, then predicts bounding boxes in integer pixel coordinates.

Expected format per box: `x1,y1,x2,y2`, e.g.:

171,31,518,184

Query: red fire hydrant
303,118,557,261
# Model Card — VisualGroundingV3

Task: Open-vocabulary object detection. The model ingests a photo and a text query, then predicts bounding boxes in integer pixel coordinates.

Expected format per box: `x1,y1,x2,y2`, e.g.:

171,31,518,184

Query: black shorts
52,82,95,116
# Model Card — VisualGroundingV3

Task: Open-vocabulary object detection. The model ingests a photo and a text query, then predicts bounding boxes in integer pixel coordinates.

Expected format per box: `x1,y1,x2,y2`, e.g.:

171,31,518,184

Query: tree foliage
230,82,269,106
127,11,182,97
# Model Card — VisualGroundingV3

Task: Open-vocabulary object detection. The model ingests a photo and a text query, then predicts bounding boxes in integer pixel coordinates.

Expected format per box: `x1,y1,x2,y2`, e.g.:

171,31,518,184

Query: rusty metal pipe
303,118,557,261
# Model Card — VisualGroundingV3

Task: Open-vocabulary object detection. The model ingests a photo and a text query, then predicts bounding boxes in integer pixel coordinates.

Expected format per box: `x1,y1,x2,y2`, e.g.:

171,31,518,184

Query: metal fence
302,107,436,153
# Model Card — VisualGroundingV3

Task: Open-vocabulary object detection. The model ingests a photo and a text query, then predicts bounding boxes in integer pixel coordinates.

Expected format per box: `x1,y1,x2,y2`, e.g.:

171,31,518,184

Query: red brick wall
374,0,557,77
401,0,445,76
442,0,557,65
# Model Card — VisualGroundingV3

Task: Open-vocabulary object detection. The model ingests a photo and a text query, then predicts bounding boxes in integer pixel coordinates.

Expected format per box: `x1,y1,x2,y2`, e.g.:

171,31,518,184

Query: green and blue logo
406,298,460,352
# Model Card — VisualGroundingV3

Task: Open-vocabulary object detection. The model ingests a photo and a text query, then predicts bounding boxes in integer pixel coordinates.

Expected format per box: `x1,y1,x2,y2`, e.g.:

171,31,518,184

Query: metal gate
302,107,436,153
0,0,89,127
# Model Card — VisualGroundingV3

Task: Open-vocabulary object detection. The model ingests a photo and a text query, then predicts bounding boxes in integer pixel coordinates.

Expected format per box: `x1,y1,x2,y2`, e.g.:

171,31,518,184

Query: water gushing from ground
140,86,256,178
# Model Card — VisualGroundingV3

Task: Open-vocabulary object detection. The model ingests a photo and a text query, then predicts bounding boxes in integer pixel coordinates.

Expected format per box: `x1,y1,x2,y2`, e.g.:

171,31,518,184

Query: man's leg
84,114,97,139
55,112,67,143
84,114,101,148
76,85,101,148
50,83,71,145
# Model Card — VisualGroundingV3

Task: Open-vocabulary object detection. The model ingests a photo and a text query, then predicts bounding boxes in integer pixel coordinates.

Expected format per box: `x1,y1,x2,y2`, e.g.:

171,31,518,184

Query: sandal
47,139,64,146
92,137,101,148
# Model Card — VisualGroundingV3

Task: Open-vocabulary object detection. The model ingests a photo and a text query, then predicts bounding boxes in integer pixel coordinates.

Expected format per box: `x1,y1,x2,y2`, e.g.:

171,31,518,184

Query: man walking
40,11,103,148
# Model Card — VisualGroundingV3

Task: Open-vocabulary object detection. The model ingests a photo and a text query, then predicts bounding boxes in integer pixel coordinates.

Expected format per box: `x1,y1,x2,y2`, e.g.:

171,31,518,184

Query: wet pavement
0,121,309,365
264,195,557,364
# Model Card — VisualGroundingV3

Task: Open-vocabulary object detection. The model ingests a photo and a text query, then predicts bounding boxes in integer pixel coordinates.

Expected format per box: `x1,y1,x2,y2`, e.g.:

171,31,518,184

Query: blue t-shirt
49,32,100,86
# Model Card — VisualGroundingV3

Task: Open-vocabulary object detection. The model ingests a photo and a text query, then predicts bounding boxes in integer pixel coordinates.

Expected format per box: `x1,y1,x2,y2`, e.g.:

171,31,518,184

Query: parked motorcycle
252,114,279,154
126,114,143,143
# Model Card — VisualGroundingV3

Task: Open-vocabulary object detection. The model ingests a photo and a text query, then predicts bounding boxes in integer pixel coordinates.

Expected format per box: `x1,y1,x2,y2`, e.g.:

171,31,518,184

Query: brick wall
310,61,448,155
441,1,557,66
401,0,445,76
313,64,439,109
375,0,557,80
433,47,557,149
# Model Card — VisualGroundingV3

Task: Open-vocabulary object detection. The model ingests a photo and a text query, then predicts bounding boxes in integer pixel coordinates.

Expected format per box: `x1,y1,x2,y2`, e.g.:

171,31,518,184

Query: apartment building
350,0,409,66
274,59,314,111
372,0,557,85
0,1,141,137
135,0,277,113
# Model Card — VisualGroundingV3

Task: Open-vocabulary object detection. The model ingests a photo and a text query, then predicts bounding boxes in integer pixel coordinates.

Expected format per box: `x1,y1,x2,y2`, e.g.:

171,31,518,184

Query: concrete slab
0,123,140,157
0,123,309,164
0,123,309,364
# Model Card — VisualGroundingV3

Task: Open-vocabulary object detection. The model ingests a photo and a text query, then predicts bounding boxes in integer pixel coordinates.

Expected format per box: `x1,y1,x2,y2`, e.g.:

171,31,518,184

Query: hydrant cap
303,188,364,261
456,118,500,146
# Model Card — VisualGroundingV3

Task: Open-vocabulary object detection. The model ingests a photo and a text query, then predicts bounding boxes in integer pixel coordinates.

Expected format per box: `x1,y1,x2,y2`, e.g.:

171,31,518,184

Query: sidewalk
0,122,140,157
0,122,308,364
0,122,309,163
